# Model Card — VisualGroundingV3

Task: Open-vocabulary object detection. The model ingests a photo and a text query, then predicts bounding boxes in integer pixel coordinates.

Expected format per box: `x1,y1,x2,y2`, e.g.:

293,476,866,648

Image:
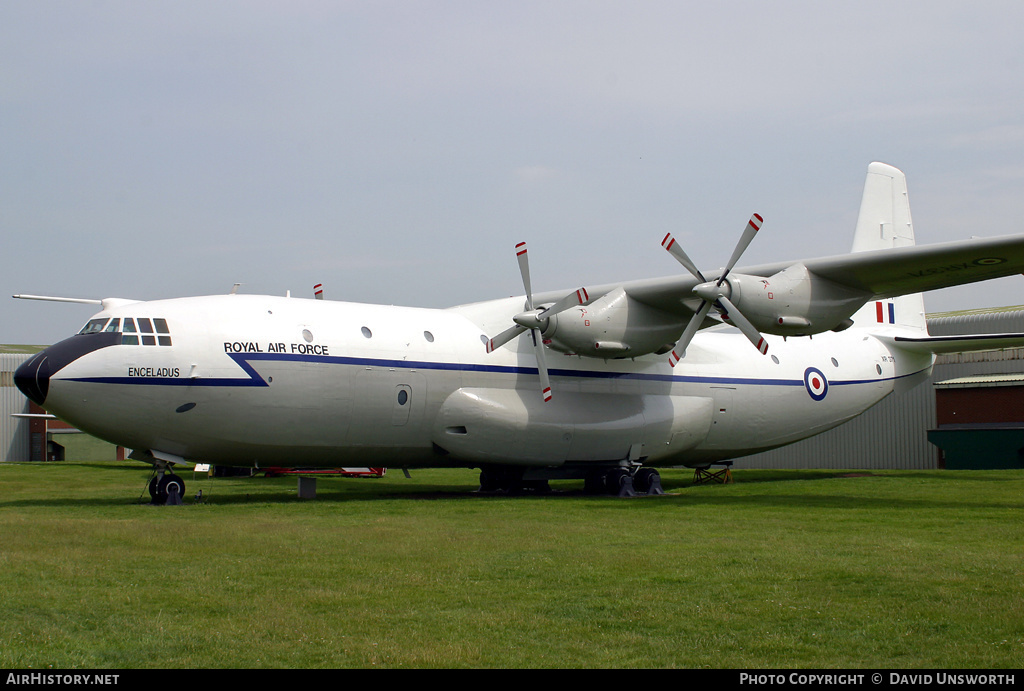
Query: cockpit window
119,318,138,345
87,317,172,345
154,319,172,345
79,318,110,334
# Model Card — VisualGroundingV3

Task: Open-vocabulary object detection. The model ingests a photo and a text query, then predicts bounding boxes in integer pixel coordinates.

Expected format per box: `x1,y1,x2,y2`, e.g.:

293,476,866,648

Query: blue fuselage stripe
63,351,925,390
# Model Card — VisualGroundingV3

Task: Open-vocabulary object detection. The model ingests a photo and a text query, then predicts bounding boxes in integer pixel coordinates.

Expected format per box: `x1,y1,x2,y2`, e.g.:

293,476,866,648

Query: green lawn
0,460,1021,669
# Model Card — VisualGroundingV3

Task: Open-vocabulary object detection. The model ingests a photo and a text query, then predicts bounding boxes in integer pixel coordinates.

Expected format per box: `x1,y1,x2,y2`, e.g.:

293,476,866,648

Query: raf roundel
804,367,828,401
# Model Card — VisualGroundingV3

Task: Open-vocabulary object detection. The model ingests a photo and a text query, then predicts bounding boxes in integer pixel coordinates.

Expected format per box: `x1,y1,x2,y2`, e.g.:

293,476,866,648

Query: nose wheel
148,471,185,505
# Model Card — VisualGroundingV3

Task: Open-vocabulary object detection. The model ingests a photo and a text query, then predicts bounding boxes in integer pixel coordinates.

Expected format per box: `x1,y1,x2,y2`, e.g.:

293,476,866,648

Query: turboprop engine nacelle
722,263,870,336
542,287,683,358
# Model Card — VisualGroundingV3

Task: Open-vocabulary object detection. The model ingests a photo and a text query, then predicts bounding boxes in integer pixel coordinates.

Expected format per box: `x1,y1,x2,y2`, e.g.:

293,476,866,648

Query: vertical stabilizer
851,162,915,252
850,162,927,331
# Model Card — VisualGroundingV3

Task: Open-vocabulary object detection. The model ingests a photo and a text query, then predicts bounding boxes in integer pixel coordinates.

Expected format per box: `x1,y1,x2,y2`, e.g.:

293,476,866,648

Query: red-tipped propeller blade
662,213,768,363
661,233,706,283
485,242,597,400
516,241,534,310
531,329,553,402
718,213,763,286
668,301,713,367
485,324,528,353
718,295,768,355
538,286,591,319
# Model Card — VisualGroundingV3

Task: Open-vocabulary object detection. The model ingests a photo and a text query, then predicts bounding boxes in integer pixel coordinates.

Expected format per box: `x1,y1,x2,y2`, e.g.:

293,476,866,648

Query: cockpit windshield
77,317,173,346
79,318,110,334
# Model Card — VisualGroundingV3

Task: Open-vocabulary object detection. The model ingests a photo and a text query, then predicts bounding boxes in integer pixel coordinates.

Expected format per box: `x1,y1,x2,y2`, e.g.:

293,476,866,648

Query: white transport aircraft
14,163,1024,502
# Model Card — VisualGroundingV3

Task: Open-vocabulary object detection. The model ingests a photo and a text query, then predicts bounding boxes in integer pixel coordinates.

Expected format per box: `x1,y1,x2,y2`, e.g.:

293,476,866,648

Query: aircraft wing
609,233,1024,315
775,233,1024,298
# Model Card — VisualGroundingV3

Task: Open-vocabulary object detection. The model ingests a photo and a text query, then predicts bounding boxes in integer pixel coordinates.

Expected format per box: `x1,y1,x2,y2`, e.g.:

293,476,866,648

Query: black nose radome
14,332,121,406
14,351,51,406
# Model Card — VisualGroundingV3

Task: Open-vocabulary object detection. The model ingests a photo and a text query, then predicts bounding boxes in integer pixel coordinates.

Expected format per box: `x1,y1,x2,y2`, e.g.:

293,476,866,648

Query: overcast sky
3,1,1024,344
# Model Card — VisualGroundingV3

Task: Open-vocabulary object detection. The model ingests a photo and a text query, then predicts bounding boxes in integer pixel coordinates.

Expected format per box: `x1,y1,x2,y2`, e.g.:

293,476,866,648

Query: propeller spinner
662,213,768,366
485,241,592,402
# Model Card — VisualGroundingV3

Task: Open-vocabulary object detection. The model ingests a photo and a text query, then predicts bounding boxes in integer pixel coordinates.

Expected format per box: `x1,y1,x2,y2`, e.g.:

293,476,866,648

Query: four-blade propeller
487,214,768,391
662,213,768,366
484,241,591,402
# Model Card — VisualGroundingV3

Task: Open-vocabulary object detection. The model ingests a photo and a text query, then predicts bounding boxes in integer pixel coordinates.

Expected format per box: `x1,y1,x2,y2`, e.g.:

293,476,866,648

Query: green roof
935,373,1024,388
927,305,1024,319
0,345,47,354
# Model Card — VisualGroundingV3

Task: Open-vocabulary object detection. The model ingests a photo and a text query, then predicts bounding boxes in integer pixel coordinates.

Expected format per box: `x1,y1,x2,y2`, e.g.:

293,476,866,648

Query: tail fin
851,162,915,252
849,162,927,332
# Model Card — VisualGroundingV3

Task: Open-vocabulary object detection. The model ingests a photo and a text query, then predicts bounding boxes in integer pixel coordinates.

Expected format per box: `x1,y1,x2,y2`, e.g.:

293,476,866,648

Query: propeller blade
661,233,706,282
717,295,768,354
485,324,528,353
718,213,763,285
538,287,591,318
531,329,553,402
490,241,560,400
515,242,534,310
313,283,324,300
668,301,712,367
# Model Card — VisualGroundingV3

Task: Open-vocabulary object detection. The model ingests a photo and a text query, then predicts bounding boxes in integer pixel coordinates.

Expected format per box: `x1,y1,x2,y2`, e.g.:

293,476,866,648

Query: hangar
4,306,1024,468
1,351,32,463
1,350,93,463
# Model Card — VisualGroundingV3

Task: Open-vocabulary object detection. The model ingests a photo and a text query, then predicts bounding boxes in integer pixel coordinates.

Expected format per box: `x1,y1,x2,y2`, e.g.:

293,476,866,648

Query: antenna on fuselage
230,283,242,295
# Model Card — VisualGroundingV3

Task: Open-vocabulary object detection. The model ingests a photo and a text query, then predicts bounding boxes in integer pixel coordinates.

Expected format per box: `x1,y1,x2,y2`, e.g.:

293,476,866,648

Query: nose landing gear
147,470,185,505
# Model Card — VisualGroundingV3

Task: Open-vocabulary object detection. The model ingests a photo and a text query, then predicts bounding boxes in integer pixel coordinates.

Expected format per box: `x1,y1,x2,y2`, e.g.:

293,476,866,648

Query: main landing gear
477,465,665,497
587,467,665,497
477,467,552,494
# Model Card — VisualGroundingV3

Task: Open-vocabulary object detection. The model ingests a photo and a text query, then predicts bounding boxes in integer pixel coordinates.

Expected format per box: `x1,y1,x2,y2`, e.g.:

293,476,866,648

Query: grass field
1,453,1022,669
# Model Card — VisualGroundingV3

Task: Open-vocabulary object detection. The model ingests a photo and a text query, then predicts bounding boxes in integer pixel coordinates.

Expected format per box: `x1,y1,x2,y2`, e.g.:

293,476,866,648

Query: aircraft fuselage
17,293,932,474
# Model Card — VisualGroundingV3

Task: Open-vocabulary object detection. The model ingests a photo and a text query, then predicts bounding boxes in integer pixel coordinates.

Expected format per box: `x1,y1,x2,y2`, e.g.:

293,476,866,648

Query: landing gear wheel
522,479,551,494
498,467,526,494
149,473,186,505
584,472,607,495
633,468,662,494
478,468,502,493
605,468,628,494
605,468,637,496
162,473,185,505
478,467,527,494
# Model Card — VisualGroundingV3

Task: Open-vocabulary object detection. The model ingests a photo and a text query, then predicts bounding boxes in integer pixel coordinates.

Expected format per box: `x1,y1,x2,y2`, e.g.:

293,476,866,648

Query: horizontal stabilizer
888,332,1024,355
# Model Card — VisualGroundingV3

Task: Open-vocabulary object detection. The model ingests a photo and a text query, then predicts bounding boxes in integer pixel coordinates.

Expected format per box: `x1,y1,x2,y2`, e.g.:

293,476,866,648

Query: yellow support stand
693,462,733,485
